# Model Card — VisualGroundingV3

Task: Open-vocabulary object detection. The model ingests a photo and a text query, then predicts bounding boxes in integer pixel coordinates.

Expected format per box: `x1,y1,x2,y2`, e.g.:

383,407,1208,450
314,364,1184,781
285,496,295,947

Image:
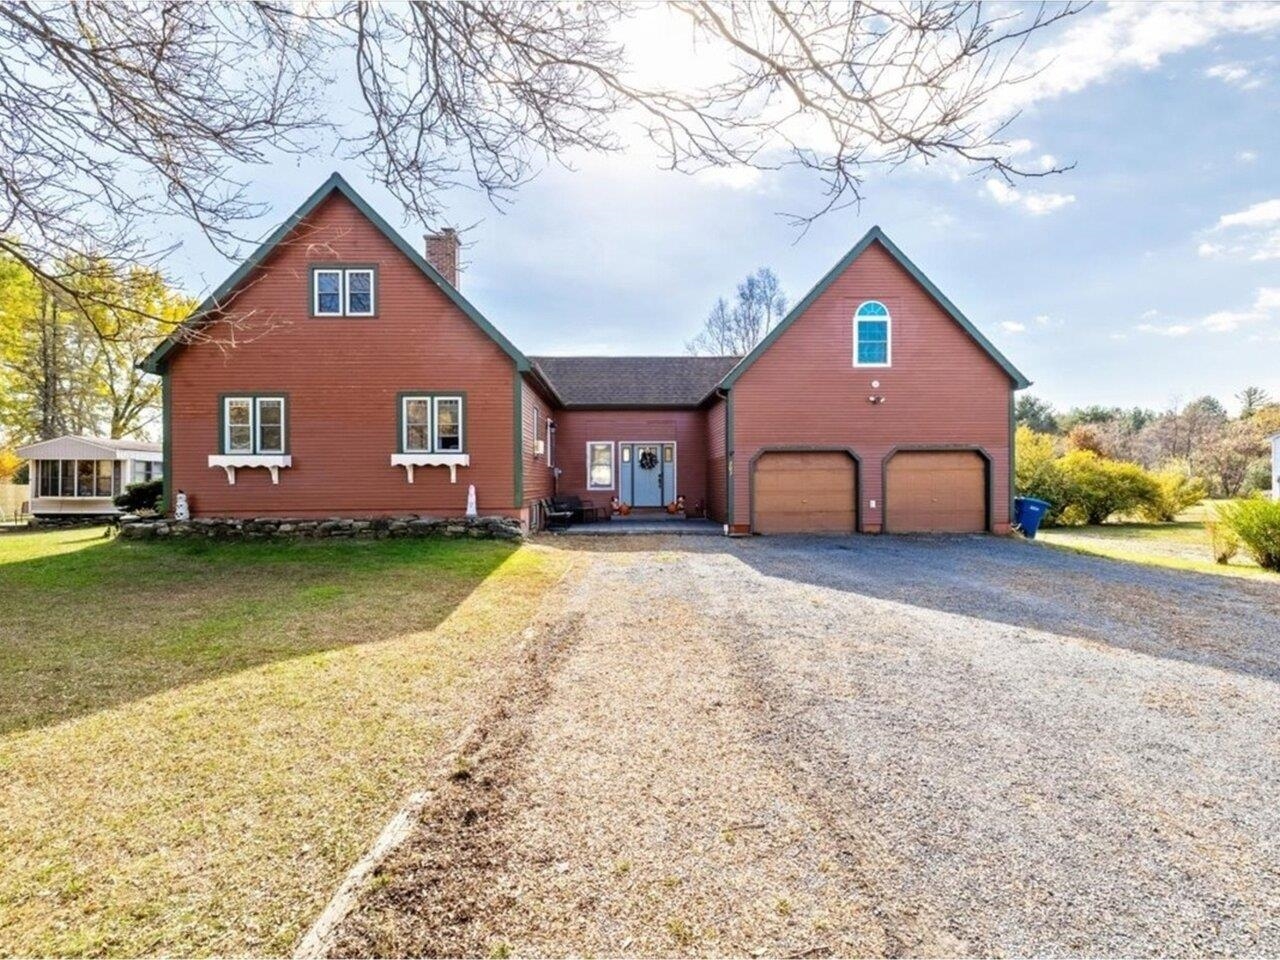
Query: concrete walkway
552,518,723,536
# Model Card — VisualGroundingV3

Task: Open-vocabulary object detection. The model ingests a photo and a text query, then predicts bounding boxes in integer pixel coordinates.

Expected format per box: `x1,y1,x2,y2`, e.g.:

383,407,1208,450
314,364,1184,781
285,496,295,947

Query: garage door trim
749,446,862,534
881,444,993,533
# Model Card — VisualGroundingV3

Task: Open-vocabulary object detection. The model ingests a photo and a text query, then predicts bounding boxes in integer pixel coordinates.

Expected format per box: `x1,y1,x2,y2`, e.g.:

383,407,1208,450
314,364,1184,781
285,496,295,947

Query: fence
1,483,29,521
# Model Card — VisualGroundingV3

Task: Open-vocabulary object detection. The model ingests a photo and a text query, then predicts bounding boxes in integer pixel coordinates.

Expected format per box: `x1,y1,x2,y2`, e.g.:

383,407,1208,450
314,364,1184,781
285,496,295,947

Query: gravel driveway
335,535,1280,957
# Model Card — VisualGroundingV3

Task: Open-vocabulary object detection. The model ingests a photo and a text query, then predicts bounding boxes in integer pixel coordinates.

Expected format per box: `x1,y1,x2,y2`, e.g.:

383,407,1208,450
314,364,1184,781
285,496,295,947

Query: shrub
1216,497,1280,570
1056,450,1160,525
113,479,163,514
1204,520,1240,565
1138,467,1208,522
1015,426,1070,525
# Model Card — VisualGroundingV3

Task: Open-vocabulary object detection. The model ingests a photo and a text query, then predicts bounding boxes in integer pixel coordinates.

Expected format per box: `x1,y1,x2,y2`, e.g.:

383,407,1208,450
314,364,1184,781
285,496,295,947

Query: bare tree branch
0,0,1087,342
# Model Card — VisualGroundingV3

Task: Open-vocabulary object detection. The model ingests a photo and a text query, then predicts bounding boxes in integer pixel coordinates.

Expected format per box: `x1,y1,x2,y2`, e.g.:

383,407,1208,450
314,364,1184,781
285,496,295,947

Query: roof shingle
531,356,739,407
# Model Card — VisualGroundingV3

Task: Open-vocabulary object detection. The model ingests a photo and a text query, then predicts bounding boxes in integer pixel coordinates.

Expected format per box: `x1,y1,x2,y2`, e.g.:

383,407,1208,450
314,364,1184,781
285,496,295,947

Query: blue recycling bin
1013,497,1051,538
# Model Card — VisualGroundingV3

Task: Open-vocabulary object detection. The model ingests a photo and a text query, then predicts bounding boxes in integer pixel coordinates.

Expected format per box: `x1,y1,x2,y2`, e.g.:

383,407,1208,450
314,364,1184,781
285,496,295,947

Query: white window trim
433,396,464,453
532,407,541,458
345,268,376,317
402,396,432,453
224,396,285,456
224,397,255,454
546,418,554,468
853,300,892,368
586,441,615,491
256,397,286,454
313,268,343,316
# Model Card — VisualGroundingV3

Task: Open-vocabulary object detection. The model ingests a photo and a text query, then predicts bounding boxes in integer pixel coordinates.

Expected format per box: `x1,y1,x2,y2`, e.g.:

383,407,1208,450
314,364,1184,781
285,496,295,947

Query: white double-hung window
434,397,462,451
587,441,614,490
223,396,286,454
400,395,464,453
313,267,376,317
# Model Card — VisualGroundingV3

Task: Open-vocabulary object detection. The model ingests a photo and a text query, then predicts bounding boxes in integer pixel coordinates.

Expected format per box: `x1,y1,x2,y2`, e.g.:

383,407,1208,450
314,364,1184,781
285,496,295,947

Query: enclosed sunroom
16,435,162,517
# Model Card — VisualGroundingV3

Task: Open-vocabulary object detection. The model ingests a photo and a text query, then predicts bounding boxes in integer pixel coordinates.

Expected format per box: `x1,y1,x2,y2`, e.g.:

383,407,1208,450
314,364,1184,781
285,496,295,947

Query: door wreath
638,448,659,470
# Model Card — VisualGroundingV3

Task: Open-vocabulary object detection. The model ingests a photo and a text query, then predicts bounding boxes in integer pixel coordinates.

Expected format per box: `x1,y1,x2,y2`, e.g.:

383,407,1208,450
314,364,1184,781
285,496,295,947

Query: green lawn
0,527,567,957
1037,501,1278,580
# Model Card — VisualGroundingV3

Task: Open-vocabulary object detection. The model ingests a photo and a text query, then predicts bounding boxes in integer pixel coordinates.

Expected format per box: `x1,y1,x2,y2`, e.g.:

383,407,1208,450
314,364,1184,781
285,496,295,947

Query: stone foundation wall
119,515,523,542
30,514,119,530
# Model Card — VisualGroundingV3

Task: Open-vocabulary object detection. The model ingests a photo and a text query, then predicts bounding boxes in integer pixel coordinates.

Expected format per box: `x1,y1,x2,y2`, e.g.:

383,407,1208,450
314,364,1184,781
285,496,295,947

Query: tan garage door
885,451,986,533
753,452,857,534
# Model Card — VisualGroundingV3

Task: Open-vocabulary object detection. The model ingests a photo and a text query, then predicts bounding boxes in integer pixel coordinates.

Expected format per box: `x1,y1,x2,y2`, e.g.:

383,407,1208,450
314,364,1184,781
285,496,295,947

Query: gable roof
531,355,739,407
718,225,1031,390
140,172,529,374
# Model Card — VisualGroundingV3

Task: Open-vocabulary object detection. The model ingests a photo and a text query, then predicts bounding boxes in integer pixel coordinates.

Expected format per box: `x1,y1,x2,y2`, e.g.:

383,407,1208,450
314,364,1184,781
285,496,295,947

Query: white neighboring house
1272,432,1280,500
16,435,162,517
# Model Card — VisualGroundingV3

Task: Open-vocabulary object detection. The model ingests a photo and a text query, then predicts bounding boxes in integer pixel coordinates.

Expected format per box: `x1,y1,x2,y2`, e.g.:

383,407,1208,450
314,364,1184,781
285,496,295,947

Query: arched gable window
854,300,891,367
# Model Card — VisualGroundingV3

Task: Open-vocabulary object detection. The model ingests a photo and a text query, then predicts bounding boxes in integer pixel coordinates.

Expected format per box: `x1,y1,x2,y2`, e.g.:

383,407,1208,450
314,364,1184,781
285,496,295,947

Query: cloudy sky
167,2,1280,414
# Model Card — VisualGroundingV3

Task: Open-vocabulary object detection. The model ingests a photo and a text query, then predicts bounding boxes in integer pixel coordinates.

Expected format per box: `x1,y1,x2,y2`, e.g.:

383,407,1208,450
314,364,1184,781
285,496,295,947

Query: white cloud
1034,314,1057,327
1138,322,1194,337
1199,309,1264,332
1205,62,1263,89
1216,198,1280,229
1204,197,1280,261
1135,287,1280,340
1139,308,1160,320
1001,321,1027,333
1255,287,1280,311
983,3,1280,120
984,179,1076,215
693,165,765,191
1237,150,1260,163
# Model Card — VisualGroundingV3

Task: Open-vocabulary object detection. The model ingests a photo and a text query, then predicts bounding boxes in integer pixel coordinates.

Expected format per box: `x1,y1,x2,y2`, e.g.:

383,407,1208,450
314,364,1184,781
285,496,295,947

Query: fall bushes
1015,425,1208,527
1214,499,1280,571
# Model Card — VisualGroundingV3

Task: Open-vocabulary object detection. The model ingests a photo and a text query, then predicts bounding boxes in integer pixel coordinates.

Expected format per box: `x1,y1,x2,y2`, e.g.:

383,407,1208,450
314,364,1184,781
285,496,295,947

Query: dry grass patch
1037,508,1279,582
0,528,567,957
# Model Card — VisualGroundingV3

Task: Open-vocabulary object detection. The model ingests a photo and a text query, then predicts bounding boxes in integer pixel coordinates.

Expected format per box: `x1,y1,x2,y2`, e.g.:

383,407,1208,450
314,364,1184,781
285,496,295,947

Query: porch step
552,518,723,536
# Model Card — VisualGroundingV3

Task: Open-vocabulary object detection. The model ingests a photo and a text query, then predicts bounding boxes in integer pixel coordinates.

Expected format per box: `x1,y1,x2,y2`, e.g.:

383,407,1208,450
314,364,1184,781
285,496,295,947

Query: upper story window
312,267,376,317
854,300,891,367
224,396,287,454
401,394,465,453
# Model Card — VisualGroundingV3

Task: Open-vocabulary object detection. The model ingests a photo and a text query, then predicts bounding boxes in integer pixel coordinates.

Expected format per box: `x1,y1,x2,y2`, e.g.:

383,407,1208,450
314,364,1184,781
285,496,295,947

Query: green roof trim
141,172,529,374
718,225,1031,390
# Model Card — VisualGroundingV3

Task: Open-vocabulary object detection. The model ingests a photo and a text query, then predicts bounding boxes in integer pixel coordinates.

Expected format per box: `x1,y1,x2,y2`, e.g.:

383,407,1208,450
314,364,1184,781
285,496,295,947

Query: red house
143,173,1029,535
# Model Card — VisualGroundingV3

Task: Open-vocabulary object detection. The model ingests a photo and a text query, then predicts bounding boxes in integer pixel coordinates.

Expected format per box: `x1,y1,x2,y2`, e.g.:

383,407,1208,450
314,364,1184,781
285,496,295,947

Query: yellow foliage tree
0,447,19,483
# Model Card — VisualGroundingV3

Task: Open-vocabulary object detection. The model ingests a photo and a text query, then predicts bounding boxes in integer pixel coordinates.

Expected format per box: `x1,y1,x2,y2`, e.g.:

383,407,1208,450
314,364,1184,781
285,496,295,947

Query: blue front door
631,444,664,506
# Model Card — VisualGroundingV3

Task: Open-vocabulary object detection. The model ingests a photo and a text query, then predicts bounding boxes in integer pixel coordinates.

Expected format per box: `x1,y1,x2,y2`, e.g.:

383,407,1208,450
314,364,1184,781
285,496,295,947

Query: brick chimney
424,228,460,287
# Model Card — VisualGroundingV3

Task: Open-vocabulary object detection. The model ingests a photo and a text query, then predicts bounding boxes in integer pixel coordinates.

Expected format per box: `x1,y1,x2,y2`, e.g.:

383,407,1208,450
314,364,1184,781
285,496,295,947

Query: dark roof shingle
531,355,739,407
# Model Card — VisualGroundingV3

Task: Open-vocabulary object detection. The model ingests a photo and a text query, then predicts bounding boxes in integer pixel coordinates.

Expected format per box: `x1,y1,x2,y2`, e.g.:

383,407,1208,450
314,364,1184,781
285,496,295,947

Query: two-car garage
751,449,988,535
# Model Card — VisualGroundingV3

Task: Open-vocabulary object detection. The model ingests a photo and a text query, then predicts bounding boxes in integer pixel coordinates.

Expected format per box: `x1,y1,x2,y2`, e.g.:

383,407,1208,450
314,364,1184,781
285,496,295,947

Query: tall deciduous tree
0,252,188,441
687,267,787,355
0,1,1083,341
1237,386,1272,418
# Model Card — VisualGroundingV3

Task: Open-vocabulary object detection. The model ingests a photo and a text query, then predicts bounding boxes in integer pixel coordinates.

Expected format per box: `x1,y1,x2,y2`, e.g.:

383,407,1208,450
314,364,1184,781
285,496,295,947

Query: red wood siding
705,397,728,523
522,378,555,504
167,191,519,519
730,241,1013,533
553,409,709,509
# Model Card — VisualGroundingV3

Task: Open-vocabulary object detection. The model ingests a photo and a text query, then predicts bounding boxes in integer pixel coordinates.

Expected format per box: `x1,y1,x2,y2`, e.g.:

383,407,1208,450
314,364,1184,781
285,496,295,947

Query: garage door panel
885,451,986,533
754,452,857,535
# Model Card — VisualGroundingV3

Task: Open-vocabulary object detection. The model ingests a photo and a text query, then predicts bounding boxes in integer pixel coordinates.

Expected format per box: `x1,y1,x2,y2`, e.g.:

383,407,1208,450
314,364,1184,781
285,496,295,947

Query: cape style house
141,173,1029,535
